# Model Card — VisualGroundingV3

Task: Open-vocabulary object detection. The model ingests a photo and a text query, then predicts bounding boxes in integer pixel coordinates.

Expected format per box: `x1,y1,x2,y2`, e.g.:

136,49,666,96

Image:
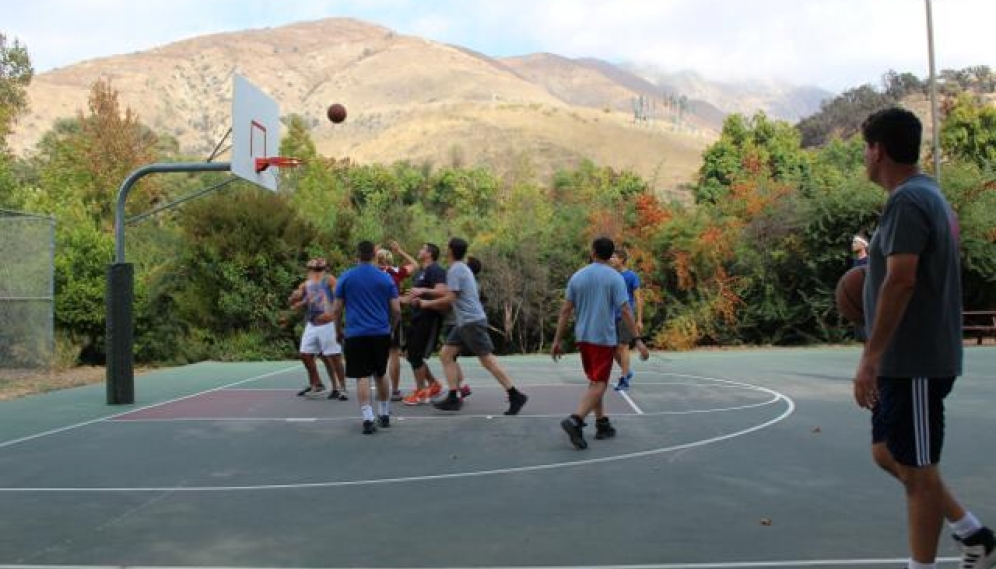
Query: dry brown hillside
11,18,713,194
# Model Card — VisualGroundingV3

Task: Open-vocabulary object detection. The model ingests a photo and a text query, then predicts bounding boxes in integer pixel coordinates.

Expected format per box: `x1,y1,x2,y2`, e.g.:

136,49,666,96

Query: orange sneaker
403,389,429,406
427,380,443,398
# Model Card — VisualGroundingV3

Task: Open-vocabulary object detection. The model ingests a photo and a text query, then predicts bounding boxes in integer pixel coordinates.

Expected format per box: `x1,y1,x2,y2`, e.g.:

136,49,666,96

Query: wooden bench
964,310,996,345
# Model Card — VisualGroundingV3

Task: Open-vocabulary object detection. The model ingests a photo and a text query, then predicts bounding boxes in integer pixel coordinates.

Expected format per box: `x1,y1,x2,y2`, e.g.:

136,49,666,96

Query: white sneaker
956,527,996,569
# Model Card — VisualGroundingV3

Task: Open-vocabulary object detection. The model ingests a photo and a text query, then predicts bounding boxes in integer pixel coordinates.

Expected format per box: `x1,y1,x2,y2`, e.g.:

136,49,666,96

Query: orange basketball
327,103,347,124
835,266,866,324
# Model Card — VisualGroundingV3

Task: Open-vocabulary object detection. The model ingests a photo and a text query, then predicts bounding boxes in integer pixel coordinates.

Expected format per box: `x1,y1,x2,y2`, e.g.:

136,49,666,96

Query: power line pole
925,0,942,182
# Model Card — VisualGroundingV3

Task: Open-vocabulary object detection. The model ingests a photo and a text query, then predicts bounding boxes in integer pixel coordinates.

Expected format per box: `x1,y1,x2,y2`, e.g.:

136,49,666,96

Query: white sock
949,512,983,539
908,560,935,569
360,405,374,422
378,401,390,416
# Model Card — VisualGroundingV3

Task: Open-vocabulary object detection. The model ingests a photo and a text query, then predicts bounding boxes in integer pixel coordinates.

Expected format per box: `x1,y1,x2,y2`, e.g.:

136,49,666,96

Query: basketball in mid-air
835,266,866,325
327,103,347,124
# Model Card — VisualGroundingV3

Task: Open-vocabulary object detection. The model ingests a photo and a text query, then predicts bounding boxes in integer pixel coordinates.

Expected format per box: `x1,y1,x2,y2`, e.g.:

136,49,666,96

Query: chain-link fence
0,209,55,369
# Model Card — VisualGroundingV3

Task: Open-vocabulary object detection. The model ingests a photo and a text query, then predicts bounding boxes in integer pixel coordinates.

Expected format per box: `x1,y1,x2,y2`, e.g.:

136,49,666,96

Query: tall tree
0,32,33,150
941,93,996,170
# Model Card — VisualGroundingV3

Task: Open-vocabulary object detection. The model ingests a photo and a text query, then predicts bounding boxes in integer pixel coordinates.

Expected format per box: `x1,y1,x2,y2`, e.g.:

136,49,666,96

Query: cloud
4,0,995,92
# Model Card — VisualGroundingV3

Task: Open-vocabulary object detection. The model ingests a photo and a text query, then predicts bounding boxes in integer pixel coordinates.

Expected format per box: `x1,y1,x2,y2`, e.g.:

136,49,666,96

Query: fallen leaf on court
760,518,773,526
811,426,822,433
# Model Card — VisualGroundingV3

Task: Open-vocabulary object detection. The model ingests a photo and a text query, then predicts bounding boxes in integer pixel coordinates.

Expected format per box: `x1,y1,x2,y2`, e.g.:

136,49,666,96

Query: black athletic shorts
344,335,391,379
406,314,440,369
872,377,955,467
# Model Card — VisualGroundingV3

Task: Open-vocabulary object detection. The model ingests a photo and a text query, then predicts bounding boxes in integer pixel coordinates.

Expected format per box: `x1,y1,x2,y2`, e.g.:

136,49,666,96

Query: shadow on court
0,347,993,568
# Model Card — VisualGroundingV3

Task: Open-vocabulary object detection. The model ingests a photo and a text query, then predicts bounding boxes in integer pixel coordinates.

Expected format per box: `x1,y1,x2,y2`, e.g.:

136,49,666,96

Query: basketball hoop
254,156,304,173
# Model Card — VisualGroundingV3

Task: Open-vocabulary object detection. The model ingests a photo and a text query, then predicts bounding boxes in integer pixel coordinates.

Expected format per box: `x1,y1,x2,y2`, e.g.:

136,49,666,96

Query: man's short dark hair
467,255,482,275
862,107,922,165
448,237,469,261
424,242,440,262
357,240,376,262
592,237,615,261
614,248,629,262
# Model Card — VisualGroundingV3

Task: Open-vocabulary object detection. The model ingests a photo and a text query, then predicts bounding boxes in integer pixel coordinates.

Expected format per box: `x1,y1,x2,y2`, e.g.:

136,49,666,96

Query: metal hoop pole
108,161,230,404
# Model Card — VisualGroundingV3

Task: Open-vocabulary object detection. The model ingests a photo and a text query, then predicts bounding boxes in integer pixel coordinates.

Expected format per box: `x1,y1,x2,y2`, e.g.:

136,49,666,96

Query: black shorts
406,315,440,369
344,335,391,379
872,377,955,467
445,321,494,356
615,318,635,347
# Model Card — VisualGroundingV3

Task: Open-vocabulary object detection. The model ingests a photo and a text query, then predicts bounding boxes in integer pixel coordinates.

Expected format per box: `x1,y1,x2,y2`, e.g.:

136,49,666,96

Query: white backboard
232,74,280,191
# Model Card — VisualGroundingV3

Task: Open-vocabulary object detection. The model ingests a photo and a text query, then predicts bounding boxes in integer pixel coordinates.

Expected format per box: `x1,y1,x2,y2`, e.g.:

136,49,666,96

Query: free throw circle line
0,377,794,493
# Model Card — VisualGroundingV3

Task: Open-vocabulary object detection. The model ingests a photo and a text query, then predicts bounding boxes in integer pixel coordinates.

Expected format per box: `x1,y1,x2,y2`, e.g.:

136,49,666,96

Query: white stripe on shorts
912,377,930,466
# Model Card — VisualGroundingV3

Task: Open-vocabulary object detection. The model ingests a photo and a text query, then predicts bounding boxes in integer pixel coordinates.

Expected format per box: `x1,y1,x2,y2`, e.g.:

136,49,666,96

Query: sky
3,0,994,93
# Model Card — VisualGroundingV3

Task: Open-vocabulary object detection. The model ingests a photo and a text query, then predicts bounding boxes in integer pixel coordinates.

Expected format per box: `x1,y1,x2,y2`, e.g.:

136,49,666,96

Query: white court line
0,387,794,492
0,557,963,569
108,395,782,423
0,365,298,451
233,382,763,392
618,389,644,414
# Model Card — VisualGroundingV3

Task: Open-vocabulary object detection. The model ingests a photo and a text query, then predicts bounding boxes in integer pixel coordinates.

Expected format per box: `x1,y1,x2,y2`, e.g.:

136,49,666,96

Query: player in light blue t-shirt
553,237,648,450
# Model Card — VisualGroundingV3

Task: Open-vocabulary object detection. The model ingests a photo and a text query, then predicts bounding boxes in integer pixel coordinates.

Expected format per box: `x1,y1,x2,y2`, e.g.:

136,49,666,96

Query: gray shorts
445,320,494,356
615,318,635,345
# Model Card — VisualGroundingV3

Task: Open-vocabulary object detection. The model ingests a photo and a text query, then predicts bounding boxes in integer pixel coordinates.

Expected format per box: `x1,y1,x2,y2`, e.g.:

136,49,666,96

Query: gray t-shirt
447,261,487,326
864,173,962,378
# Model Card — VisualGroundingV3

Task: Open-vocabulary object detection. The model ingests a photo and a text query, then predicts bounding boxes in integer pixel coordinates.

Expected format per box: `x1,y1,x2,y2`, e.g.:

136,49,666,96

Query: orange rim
254,157,304,172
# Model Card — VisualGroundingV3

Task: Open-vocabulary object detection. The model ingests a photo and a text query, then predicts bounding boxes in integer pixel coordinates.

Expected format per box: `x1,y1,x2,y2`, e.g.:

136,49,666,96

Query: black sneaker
594,417,616,440
337,391,349,401
504,390,528,416
377,415,391,428
433,395,463,411
329,390,341,400
560,416,588,450
955,526,996,569
362,420,377,435
297,385,313,397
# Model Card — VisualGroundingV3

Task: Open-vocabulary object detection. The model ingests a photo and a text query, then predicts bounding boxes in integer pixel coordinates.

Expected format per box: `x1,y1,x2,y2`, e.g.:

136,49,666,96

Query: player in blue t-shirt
331,241,401,435
609,248,644,391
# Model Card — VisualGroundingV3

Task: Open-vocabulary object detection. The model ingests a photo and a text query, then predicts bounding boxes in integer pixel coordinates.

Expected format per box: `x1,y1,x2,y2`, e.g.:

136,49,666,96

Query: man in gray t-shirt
854,108,993,569
863,173,962,378
413,237,528,416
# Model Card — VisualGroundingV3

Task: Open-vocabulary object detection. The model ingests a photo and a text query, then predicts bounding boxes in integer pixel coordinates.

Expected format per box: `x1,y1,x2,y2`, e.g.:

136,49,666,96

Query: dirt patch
0,367,108,401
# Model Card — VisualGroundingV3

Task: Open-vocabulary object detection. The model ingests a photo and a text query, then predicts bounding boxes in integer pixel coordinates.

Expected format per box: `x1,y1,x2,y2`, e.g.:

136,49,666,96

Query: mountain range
9,18,831,194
